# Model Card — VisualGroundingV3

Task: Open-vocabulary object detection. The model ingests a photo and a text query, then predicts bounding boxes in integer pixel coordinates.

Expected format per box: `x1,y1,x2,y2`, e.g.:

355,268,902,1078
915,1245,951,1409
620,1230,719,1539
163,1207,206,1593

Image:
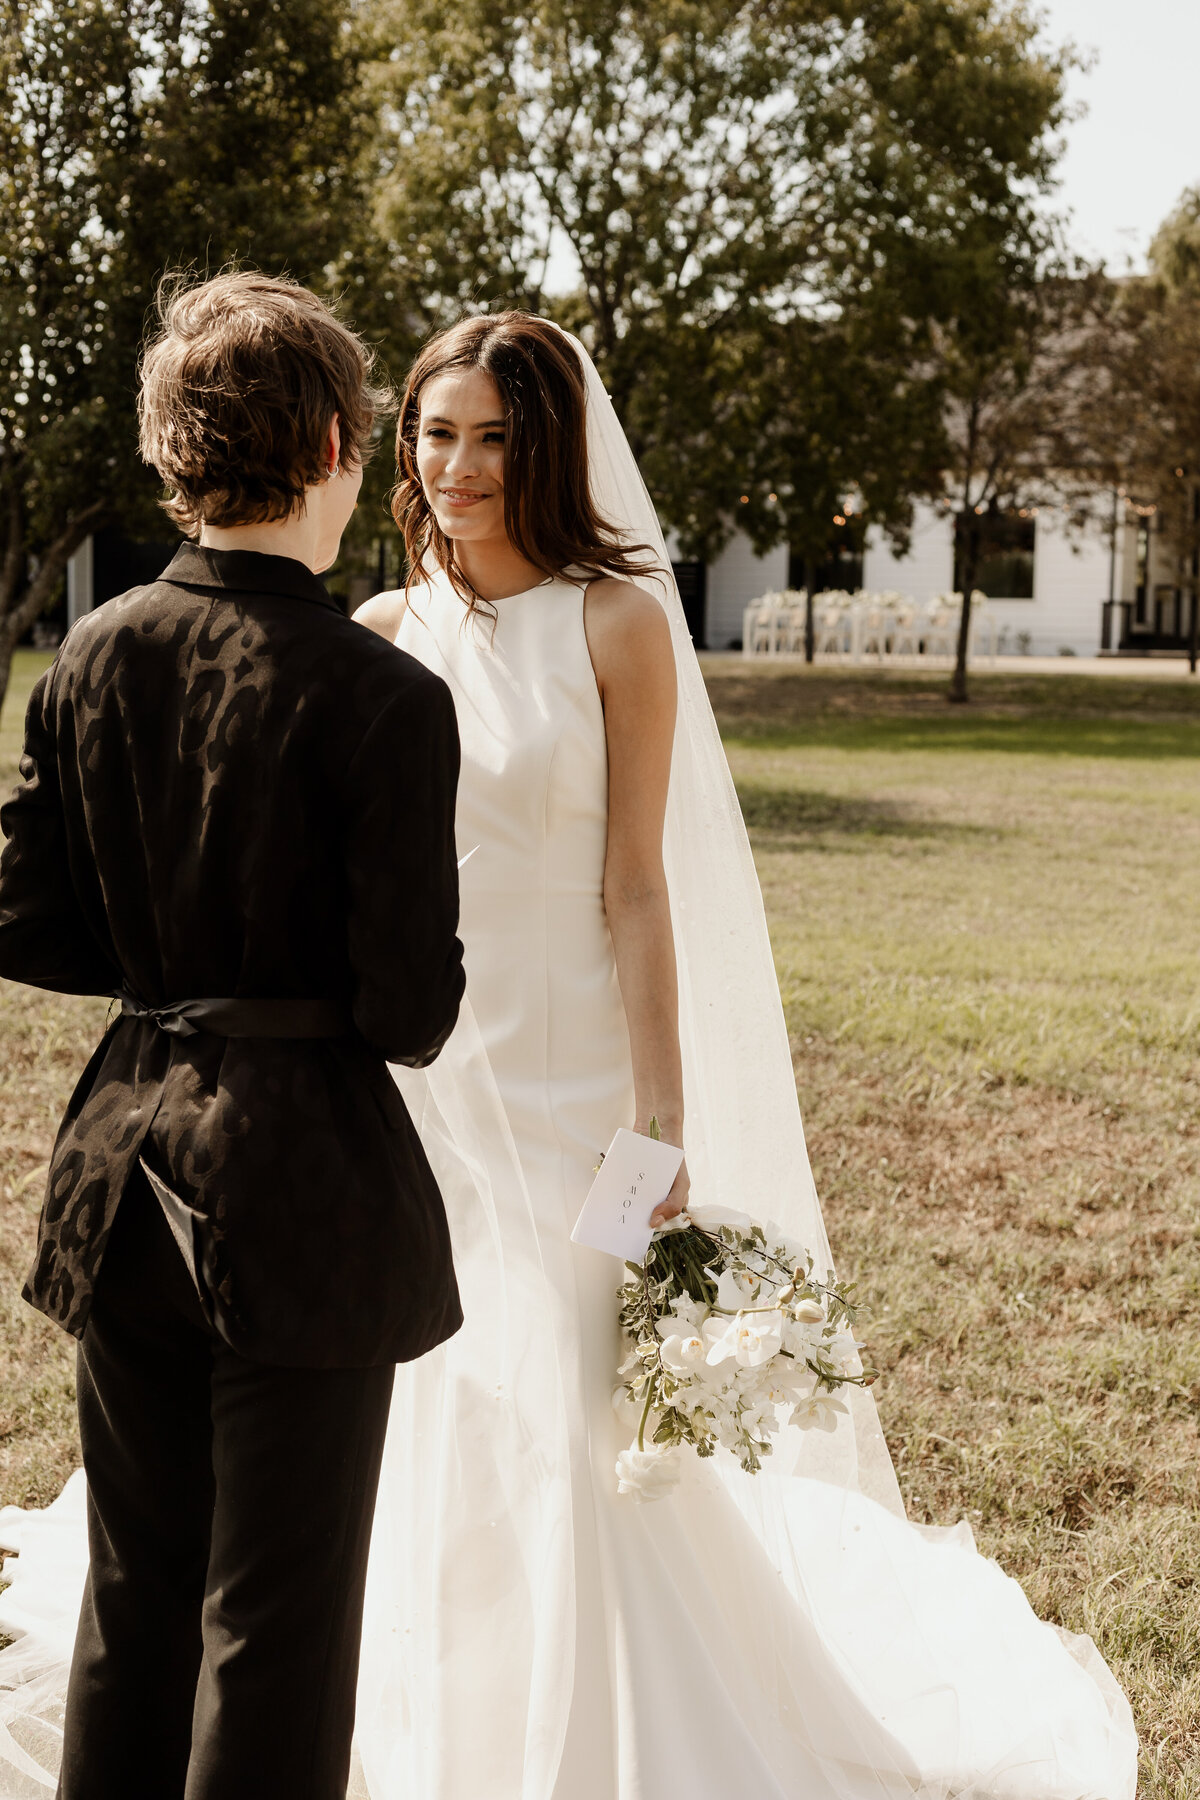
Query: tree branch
0,499,111,649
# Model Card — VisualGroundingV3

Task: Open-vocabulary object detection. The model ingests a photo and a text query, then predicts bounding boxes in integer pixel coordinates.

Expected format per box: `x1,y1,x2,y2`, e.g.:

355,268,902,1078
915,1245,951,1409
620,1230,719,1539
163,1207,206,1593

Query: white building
864,501,1112,659
687,498,1191,658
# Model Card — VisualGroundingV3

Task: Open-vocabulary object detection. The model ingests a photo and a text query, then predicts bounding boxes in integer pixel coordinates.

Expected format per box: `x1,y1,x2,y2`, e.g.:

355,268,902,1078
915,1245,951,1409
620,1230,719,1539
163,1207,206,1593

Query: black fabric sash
115,992,351,1039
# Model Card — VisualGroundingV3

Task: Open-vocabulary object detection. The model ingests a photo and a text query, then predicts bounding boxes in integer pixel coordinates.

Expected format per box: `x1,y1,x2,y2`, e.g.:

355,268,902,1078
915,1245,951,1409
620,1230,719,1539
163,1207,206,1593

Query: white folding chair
779,592,809,655
858,594,890,663
743,601,773,657
967,592,997,666
814,595,847,660
889,599,921,663
921,597,959,662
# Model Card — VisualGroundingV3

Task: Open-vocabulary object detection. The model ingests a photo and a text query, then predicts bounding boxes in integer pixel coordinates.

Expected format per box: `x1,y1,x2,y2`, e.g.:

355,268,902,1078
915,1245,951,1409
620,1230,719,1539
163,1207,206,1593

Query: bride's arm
584,577,687,1223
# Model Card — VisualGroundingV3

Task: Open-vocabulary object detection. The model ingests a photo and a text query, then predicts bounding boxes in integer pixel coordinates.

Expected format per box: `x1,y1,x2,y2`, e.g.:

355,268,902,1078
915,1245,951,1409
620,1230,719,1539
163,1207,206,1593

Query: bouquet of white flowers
614,1206,875,1501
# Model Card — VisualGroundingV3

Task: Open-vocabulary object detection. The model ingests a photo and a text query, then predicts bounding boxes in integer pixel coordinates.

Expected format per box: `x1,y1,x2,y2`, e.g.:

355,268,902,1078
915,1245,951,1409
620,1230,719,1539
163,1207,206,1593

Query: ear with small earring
326,460,340,481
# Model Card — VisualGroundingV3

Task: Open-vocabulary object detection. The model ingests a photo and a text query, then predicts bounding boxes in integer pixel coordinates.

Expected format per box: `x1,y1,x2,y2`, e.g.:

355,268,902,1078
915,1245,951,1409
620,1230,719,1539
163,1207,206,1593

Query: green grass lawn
0,649,51,783
3,647,1199,1792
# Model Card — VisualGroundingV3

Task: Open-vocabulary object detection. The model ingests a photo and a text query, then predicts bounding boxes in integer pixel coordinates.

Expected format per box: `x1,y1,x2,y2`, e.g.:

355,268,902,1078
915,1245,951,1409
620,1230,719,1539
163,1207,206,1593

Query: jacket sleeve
0,668,119,996
343,671,465,1066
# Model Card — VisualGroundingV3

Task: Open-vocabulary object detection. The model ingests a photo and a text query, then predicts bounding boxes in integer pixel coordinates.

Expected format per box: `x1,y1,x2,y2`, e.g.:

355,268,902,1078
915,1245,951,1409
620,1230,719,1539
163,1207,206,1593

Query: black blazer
0,544,465,1367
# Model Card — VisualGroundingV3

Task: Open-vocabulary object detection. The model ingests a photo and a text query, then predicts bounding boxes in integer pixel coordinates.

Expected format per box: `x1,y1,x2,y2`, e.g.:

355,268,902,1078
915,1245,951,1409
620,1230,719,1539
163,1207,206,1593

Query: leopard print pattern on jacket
0,545,465,1368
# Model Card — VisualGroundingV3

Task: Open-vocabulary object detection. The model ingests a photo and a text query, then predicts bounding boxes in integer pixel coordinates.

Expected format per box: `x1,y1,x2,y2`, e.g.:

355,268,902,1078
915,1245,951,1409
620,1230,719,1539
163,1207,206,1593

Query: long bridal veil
575,336,904,1510
0,328,1139,1800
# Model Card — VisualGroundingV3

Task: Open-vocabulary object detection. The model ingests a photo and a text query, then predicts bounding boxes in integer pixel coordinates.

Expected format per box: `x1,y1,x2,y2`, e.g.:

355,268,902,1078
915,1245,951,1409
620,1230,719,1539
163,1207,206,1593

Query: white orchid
825,1332,865,1378
715,1266,760,1312
659,1332,709,1377
615,1445,683,1501
790,1392,851,1433
782,1316,827,1361
659,1294,709,1335
706,1309,783,1370
768,1361,817,1402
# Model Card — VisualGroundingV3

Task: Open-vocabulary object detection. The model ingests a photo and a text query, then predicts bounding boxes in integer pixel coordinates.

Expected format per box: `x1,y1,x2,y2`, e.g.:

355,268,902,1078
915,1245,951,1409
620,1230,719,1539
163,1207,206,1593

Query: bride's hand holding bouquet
613,1137,875,1501
640,1113,689,1227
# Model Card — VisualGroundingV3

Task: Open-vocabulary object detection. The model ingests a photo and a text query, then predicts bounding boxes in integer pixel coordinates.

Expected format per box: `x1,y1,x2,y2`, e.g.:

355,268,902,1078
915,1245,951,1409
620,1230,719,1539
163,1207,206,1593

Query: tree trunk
0,500,110,721
1190,586,1199,676
949,520,980,705
0,621,22,739
803,558,816,664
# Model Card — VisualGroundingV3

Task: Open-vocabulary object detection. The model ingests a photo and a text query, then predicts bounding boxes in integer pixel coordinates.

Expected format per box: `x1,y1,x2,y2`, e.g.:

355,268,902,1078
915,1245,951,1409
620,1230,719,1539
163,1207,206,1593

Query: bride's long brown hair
392,312,658,617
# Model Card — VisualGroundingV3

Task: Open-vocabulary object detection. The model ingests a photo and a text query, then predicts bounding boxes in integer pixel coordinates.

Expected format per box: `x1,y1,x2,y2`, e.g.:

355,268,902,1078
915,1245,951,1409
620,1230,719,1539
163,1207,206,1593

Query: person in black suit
0,271,466,1799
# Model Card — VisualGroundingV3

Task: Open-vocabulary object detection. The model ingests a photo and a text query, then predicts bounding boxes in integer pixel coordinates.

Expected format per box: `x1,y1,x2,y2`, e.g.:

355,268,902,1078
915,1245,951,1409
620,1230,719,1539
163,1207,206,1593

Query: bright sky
1036,0,1200,271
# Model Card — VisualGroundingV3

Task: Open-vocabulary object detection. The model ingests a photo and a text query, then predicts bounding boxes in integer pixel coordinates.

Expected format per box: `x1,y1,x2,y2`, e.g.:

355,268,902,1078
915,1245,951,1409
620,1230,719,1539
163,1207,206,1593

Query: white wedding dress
350,567,1137,1800
0,354,1139,1797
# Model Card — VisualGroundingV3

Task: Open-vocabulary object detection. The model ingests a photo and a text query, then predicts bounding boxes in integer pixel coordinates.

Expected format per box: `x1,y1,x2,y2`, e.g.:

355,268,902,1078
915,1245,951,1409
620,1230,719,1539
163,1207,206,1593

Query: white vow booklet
571,1127,685,1264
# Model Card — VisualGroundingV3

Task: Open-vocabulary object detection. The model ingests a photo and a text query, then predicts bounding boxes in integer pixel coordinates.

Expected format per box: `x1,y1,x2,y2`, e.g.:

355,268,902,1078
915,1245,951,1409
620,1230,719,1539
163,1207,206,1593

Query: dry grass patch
724,662,1200,1794
802,1041,1200,1794
703,657,1200,729
0,983,109,1507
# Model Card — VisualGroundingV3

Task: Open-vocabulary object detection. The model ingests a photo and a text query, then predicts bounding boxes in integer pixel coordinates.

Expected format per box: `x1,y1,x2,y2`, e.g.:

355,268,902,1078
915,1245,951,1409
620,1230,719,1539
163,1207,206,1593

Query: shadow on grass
724,715,1200,760
736,783,991,846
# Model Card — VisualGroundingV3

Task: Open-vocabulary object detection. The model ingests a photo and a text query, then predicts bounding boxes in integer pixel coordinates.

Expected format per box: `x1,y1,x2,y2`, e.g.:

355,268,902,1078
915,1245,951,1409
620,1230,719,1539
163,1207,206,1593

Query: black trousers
58,1168,395,1800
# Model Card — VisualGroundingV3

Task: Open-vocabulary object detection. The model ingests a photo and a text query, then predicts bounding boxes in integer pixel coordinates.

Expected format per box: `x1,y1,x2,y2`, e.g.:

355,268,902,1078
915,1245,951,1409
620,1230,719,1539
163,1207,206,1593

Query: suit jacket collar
161,543,343,614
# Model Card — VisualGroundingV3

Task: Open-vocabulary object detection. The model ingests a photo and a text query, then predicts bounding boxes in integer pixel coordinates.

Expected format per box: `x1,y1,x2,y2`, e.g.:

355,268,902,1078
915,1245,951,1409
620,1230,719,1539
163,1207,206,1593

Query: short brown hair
138,270,393,534
392,311,656,618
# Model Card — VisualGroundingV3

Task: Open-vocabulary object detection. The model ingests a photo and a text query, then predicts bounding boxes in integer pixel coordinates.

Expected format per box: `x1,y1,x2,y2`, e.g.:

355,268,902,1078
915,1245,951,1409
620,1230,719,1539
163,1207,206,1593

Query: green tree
0,0,370,714
364,0,1073,627
925,265,1113,701
1050,192,1200,676
735,312,946,660
1148,186,1200,294
1113,193,1200,672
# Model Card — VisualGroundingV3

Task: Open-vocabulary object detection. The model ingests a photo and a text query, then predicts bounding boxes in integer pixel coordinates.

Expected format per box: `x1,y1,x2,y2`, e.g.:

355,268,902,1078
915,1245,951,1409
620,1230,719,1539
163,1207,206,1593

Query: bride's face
416,368,509,545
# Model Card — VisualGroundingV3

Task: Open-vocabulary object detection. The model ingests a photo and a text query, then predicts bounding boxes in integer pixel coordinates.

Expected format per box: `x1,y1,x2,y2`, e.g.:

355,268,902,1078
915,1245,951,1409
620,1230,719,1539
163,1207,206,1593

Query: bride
350,314,1136,1799
0,314,1138,1799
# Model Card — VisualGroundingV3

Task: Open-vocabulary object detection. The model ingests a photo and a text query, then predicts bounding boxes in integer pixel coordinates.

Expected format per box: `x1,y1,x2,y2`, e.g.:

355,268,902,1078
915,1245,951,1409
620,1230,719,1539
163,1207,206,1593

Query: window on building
954,509,1035,598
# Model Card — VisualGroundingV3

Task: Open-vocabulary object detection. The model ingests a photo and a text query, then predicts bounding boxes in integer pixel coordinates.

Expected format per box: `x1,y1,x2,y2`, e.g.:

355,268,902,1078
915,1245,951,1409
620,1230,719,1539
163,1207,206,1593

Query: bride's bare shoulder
353,587,411,643
582,576,674,703
582,576,671,655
